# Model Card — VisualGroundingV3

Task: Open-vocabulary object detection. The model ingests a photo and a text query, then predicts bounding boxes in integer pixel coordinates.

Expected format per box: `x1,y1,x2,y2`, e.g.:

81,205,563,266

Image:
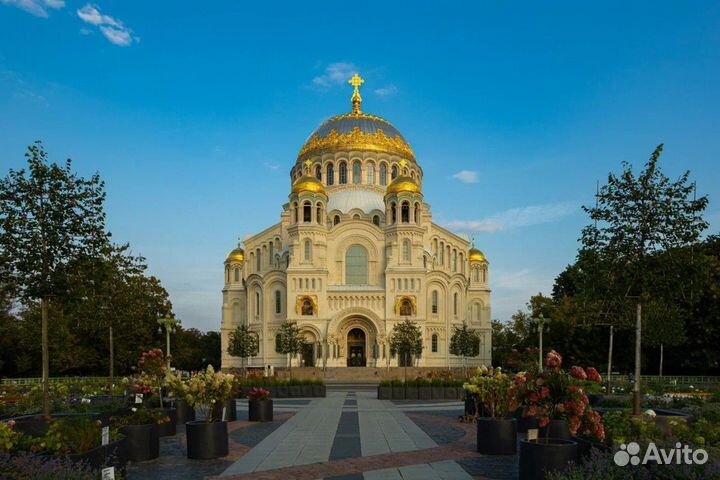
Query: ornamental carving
295,295,318,316
298,126,415,161
395,295,417,316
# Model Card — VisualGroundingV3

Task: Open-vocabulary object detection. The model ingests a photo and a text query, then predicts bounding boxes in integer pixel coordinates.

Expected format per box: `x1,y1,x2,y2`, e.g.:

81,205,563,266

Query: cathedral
221,74,491,369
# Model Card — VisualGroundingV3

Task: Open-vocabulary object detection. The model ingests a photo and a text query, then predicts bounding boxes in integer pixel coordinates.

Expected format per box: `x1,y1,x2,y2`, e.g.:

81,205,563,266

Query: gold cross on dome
349,73,365,113
304,159,313,174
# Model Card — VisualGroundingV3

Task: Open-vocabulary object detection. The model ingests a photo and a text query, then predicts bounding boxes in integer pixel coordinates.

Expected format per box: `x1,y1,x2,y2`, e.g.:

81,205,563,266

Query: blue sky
1,1,719,332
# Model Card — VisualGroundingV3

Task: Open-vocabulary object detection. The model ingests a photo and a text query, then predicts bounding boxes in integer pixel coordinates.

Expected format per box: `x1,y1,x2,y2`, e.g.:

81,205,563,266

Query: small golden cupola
469,241,487,263
226,245,245,263
385,159,421,196
292,159,327,196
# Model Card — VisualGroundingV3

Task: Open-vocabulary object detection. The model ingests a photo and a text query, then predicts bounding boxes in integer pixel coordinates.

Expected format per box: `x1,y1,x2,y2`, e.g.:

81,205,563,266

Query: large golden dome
297,74,415,162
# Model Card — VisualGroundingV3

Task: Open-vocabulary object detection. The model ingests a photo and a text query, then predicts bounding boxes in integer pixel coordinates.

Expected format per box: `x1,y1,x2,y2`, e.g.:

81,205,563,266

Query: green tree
275,322,304,378
389,319,423,381
0,142,109,415
227,325,259,377
580,144,708,413
449,322,480,377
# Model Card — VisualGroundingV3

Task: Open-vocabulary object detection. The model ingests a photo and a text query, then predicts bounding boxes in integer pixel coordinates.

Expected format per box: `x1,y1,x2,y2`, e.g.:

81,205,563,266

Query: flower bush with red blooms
515,350,605,443
247,388,271,401
132,348,168,401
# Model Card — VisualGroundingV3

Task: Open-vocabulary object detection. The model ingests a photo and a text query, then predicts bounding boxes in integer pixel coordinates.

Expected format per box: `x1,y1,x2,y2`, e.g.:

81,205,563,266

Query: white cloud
445,202,577,233
451,170,479,183
312,62,357,88
263,162,280,171
79,27,93,35
374,85,398,97
1,0,64,18
77,4,136,46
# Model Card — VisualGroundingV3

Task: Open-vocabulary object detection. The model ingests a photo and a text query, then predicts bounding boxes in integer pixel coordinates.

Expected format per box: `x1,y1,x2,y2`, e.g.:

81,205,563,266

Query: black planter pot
120,424,159,462
378,386,391,400
418,387,432,401
288,385,303,397
514,408,539,433
444,386,459,400
519,438,577,480
266,386,278,398
477,418,517,455
405,385,419,400
248,398,273,422
312,384,326,397
173,399,196,424
212,399,237,422
301,385,313,397
64,437,128,473
539,419,571,441
186,421,229,459
391,385,405,400
573,436,611,463
276,385,289,398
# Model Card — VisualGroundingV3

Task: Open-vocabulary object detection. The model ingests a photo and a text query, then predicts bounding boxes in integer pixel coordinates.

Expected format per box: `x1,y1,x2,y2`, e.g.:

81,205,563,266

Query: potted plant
377,381,392,400
431,378,444,400
464,365,518,454
276,380,289,399
311,379,326,397
417,378,432,401
517,350,605,480
300,380,313,398
391,379,404,400
288,379,302,398
212,377,240,422
247,388,273,422
112,408,167,462
165,372,196,424
184,365,235,459
405,379,419,400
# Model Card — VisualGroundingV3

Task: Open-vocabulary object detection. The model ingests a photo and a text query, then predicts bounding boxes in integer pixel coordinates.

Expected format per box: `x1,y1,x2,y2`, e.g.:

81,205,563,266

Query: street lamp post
157,315,181,367
532,314,551,370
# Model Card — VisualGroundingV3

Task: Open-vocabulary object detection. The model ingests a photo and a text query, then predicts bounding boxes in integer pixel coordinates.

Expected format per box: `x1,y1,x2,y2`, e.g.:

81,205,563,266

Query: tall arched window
269,242,274,261
316,203,322,224
391,202,397,224
352,161,361,184
345,245,368,285
234,268,239,282
414,203,420,223
446,245,451,267
256,249,261,271
431,334,438,353
474,268,480,282
293,202,298,223
452,250,457,272
380,163,387,185
401,201,410,223
402,239,411,262
275,334,281,352
275,290,281,314
327,163,334,185
372,215,380,226
334,215,340,226
431,290,438,314
303,201,312,223
339,161,348,184
453,293,458,316
367,164,375,184
439,243,445,265
255,291,261,316
315,165,322,180
391,165,398,179
304,239,312,261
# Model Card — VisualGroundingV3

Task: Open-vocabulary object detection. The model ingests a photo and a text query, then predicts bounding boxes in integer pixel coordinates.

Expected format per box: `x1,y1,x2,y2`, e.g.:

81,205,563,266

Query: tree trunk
633,301,642,415
41,297,50,417
659,344,664,378
109,325,114,391
607,325,614,393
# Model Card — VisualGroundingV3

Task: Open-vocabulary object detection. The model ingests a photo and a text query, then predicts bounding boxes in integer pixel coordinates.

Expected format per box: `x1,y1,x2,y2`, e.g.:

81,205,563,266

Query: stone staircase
274,366,468,384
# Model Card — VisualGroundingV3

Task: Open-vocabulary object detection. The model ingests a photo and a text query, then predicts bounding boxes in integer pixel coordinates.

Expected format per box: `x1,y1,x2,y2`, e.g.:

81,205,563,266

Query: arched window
380,163,387,185
431,334,438,353
474,303,481,321
315,165,322,180
256,249,261,271
446,245,451,267
345,245,368,285
339,161,347,184
275,333,281,352
474,268,480,282
293,202,298,223
269,242,274,261
234,268,239,282
275,290,281,314
402,239,411,262
367,164,375,184
304,239,312,261
453,293,458,316
316,203,322,224
414,203,420,223
334,215,340,226
452,250,457,272
391,165,398,179
327,163,334,185
431,291,438,314
401,201,410,223
483,268,487,283
372,215,380,226
255,291,261,316
352,161,361,184
303,201,312,223
439,243,445,265
391,202,397,224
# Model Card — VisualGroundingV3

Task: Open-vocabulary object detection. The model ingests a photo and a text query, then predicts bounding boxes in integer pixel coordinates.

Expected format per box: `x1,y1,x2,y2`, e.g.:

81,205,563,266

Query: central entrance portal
347,328,366,367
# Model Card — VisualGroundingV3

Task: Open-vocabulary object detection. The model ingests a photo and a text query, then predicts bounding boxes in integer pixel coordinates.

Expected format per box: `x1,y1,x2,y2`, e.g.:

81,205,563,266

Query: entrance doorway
301,343,314,367
347,328,366,367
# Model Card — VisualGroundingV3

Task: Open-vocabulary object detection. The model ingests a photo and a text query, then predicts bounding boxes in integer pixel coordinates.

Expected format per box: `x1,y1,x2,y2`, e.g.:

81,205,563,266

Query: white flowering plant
184,366,235,422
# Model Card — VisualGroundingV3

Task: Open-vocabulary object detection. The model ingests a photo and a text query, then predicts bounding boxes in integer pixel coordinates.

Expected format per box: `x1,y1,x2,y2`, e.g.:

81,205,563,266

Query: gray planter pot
377,386,391,400
405,385,418,400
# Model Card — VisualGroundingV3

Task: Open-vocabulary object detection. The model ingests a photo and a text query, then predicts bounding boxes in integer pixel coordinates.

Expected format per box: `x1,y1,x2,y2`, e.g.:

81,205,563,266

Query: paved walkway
220,390,474,479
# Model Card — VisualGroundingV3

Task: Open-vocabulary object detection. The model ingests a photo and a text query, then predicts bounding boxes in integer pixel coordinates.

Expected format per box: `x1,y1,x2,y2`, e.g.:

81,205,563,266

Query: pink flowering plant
247,388,271,401
515,350,606,443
